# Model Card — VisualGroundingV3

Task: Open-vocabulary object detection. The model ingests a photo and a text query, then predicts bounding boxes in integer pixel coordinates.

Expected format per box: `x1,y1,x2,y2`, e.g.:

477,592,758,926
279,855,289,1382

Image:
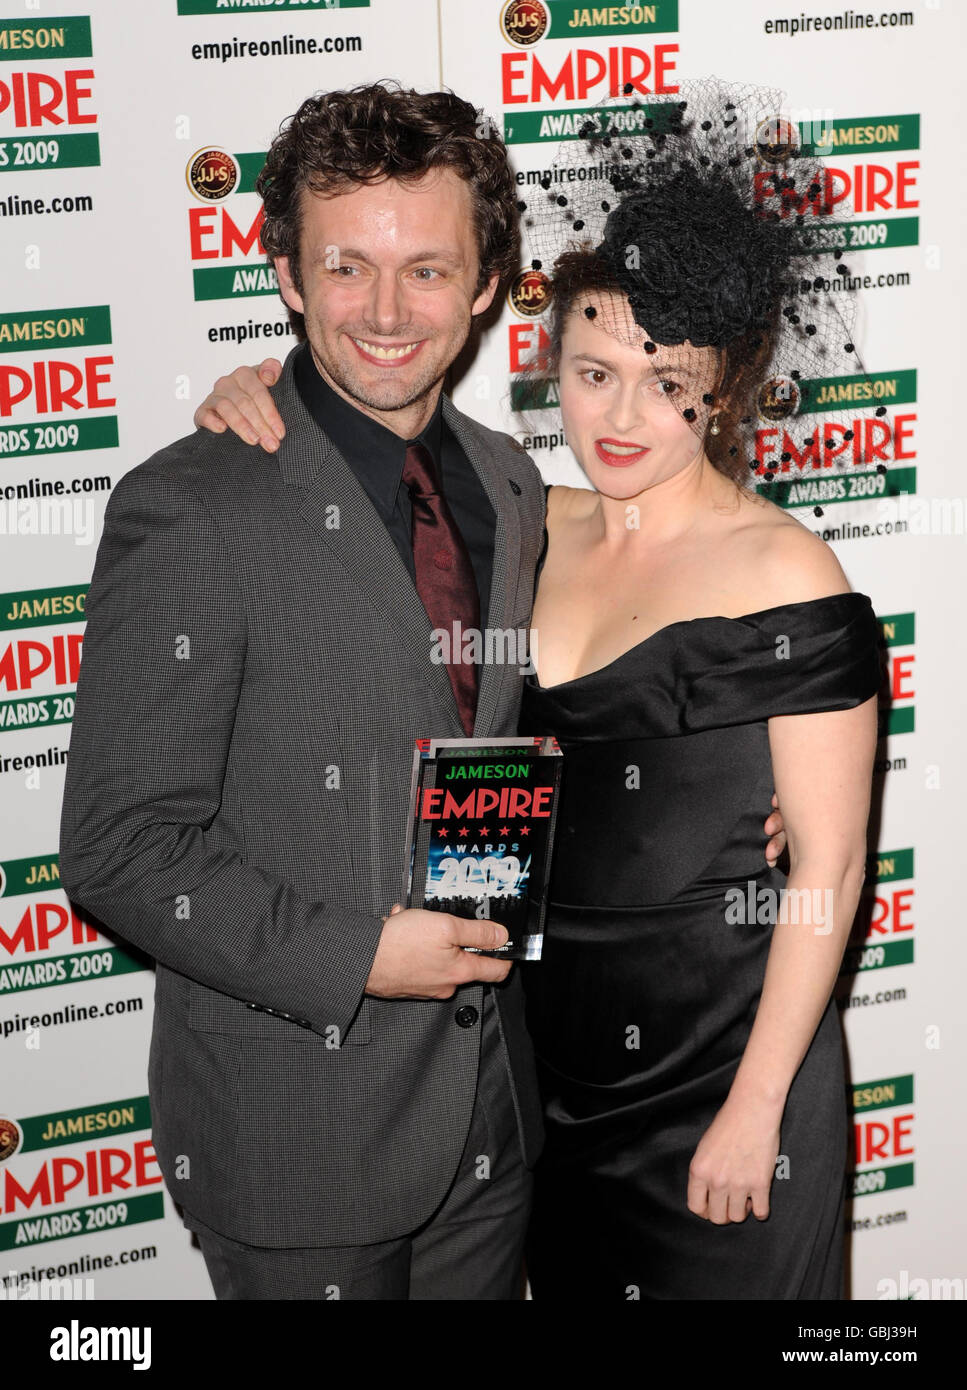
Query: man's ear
471,270,501,319
275,257,305,317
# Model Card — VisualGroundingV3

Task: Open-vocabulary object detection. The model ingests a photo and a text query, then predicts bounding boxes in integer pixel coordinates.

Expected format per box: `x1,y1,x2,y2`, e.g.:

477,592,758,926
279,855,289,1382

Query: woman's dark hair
257,82,520,325
543,246,778,488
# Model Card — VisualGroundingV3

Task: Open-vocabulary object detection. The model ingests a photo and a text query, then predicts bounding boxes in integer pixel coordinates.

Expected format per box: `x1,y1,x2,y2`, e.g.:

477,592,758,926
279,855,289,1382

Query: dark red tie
402,442,480,735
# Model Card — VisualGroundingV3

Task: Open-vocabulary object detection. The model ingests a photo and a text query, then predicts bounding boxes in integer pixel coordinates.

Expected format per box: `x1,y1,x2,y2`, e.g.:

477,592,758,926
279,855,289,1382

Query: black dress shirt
294,344,496,623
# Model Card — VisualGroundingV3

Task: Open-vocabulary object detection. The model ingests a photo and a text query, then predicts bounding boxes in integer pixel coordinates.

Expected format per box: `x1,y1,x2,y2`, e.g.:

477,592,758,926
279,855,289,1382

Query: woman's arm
687,525,878,1224
193,358,285,449
687,694,877,1224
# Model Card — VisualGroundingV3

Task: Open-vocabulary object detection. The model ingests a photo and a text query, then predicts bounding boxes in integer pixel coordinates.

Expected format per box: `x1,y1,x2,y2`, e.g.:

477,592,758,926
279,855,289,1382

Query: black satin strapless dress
520,593,881,1301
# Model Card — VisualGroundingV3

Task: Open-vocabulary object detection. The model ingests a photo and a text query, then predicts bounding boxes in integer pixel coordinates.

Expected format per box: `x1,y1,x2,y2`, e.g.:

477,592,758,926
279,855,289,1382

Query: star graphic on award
499,826,510,836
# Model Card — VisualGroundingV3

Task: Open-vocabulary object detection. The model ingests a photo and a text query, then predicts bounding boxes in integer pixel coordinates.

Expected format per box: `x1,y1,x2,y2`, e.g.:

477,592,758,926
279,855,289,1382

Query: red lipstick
594,438,651,467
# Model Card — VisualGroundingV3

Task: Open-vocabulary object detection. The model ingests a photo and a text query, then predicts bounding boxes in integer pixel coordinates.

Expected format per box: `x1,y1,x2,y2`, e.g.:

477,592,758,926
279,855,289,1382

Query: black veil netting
516,78,879,483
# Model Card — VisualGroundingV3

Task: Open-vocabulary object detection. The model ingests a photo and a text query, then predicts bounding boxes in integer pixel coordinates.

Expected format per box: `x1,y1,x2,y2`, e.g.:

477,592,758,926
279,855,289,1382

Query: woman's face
557,291,720,500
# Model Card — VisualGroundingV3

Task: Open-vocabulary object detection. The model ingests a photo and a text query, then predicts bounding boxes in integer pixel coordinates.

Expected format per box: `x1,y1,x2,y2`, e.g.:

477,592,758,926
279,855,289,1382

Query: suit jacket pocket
186,980,372,1045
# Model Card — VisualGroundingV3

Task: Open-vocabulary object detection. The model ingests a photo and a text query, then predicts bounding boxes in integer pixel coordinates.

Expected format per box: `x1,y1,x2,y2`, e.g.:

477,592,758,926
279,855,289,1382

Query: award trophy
404,736,563,961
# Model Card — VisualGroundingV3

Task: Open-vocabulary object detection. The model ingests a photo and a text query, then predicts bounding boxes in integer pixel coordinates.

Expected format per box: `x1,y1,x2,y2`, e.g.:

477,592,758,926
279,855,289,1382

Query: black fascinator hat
518,78,876,490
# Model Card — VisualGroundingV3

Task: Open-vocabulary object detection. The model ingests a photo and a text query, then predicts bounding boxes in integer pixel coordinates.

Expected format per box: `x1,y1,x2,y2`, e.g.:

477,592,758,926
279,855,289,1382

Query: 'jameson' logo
724,880,834,935
509,268,553,318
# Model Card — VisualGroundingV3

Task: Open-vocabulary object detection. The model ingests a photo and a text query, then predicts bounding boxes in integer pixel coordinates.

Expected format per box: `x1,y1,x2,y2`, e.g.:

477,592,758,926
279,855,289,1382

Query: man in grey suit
59,84,547,1300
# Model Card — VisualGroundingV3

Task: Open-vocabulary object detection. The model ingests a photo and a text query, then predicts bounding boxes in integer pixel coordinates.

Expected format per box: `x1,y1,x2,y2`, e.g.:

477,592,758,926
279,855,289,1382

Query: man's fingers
462,954,513,985
449,917,509,952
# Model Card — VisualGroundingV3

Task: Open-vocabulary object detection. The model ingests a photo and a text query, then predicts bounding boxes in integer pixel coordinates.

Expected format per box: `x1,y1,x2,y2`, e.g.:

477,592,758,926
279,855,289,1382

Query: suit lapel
275,361,458,725
274,356,527,737
442,397,524,737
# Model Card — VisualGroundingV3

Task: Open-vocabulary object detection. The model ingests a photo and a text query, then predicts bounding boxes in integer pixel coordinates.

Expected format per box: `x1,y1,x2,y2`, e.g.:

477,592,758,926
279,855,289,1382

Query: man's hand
193,359,285,450
764,792,786,868
365,905,512,999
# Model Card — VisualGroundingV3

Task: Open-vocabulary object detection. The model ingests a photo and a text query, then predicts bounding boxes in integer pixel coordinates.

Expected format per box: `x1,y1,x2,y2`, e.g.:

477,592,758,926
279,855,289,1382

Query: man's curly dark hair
257,82,520,330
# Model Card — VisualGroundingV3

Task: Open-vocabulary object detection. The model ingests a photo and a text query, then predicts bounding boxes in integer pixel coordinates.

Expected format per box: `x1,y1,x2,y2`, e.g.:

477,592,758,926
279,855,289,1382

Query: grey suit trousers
182,990,531,1300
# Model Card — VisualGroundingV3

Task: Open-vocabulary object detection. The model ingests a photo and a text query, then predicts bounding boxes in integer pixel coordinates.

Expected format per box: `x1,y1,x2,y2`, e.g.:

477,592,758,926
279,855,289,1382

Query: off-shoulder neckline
529,592,871,693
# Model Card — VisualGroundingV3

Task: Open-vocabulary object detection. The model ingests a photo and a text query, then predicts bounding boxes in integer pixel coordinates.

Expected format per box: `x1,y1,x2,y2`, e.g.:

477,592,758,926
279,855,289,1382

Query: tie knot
402,442,439,500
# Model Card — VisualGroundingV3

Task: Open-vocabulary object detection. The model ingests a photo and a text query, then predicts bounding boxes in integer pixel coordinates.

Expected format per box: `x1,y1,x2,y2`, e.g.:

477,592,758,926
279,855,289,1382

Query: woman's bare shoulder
732,494,851,604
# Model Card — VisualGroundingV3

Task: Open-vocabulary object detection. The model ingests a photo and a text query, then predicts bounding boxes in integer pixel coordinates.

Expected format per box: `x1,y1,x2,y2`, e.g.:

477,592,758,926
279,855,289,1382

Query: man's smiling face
275,168,499,434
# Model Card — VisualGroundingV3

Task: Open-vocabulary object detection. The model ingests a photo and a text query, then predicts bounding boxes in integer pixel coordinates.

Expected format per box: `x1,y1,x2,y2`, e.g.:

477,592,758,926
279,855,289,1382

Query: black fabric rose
596,166,788,349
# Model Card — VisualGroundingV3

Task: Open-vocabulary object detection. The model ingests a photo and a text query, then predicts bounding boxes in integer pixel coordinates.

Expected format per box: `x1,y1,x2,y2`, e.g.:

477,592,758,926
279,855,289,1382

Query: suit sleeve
59,461,385,1039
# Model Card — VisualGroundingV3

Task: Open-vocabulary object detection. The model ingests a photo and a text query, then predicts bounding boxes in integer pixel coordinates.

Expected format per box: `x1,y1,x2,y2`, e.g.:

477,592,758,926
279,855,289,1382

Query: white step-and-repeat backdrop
0,0,963,1301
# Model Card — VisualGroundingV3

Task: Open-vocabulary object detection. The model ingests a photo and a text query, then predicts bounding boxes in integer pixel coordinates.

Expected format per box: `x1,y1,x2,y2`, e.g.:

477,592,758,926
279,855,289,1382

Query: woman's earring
709,413,721,436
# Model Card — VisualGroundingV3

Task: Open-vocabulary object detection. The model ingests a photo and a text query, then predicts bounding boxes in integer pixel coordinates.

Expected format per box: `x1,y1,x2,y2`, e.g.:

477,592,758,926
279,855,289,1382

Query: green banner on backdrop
879,613,915,647
0,1193,164,1252
0,691,75,733
0,16,92,59
801,216,919,254
755,465,917,510
0,416,118,459
883,705,914,736
544,1,679,37
1,585,87,632
235,151,266,194
177,0,369,12
0,306,111,353
800,113,920,157
852,1074,914,1113
0,853,60,896
798,369,916,415
842,938,915,974
194,263,278,300
870,848,914,882
852,1163,914,1197
0,944,146,996
18,1097,152,1153
505,100,678,145
0,133,100,173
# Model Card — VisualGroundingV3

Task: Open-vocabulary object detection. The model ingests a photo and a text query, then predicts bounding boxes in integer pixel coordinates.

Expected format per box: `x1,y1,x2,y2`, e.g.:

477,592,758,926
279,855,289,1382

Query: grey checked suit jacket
59,348,547,1247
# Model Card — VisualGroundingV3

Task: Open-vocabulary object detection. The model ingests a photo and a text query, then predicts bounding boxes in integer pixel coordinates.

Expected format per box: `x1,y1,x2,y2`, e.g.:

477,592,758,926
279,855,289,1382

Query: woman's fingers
192,363,286,447
257,357,283,386
750,1183,771,1221
686,1169,708,1219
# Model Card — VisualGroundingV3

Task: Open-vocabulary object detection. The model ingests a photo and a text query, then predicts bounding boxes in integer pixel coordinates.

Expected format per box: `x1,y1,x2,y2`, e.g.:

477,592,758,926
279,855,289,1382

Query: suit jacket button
454,1005,478,1028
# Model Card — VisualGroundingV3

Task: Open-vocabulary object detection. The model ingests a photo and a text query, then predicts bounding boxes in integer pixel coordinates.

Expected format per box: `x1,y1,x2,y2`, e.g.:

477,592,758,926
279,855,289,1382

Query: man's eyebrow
314,246,465,267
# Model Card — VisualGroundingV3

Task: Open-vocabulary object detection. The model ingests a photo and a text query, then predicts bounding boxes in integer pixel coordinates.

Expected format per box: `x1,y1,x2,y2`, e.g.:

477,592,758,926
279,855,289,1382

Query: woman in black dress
516,85,880,1299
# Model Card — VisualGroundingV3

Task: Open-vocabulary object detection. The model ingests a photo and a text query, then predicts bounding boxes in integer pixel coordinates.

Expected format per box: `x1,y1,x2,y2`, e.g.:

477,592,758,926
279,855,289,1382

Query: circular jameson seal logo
187,148,238,202
757,375,800,423
755,117,799,165
509,267,553,318
501,0,549,46
0,1118,21,1163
